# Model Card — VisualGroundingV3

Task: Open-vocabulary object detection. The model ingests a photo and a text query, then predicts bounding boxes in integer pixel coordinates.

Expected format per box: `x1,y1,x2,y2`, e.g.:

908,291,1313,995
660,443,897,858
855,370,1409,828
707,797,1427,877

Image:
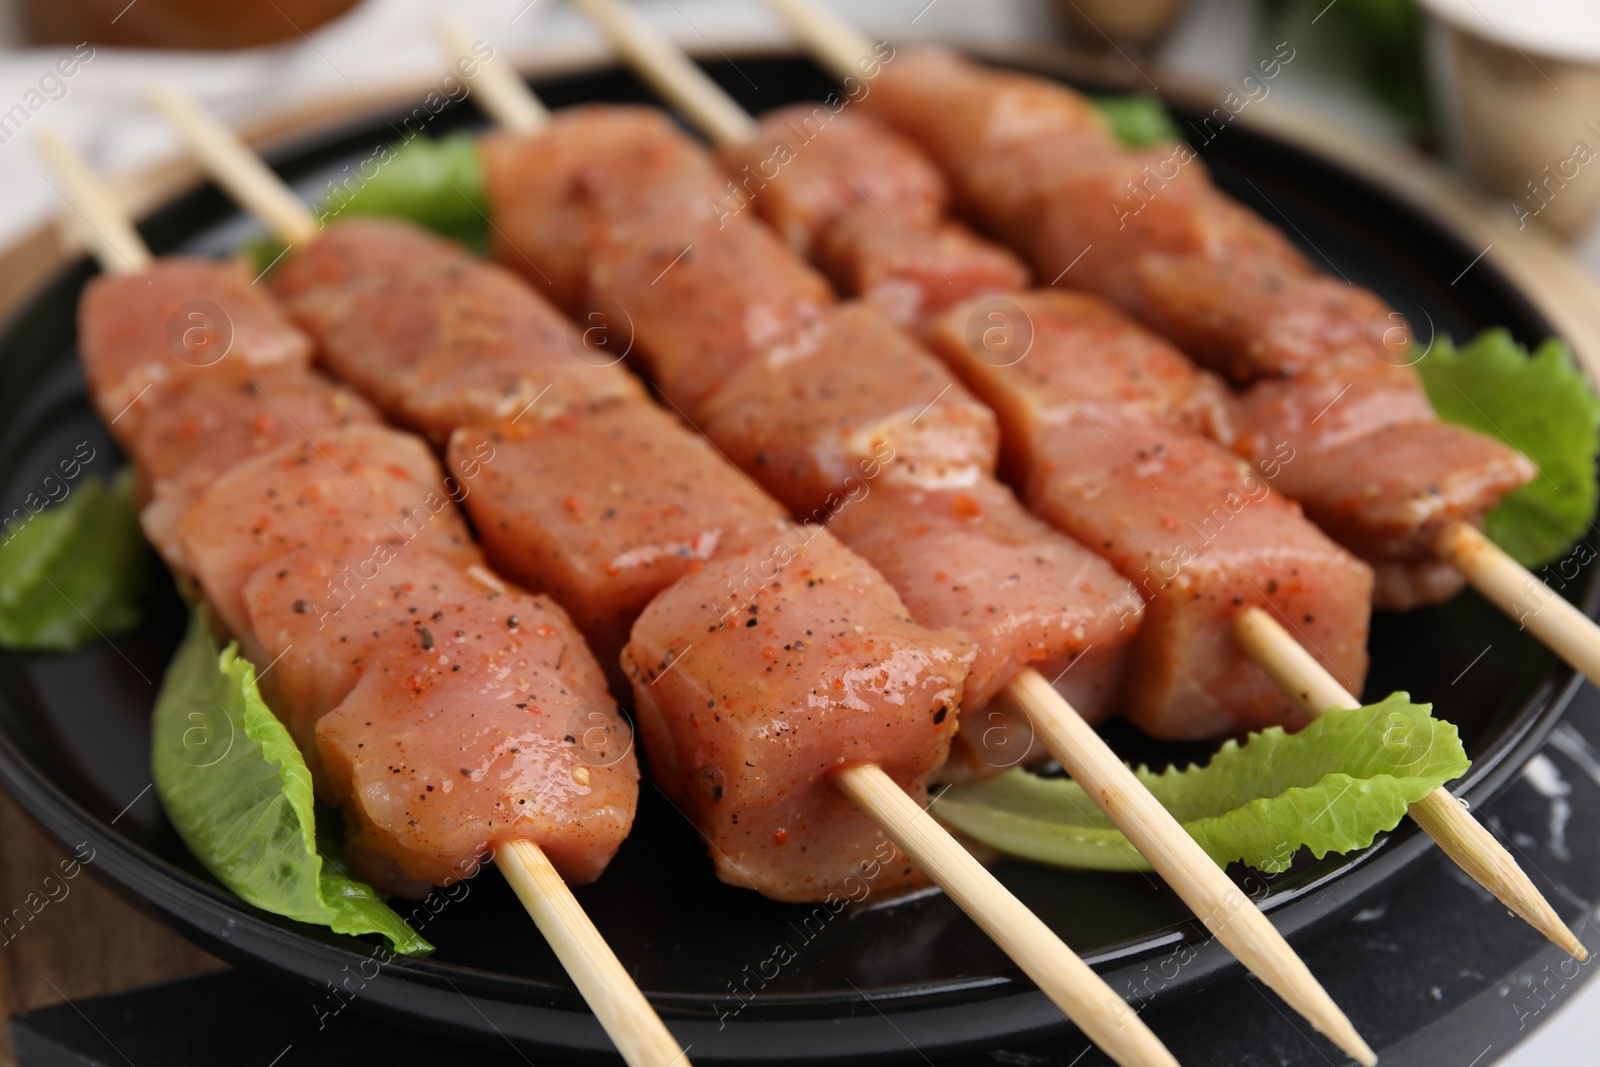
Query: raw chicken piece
698,301,999,515
318,567,637,895
78,256,311,442
865,47,1115,191
715,105,1028,328
1026,422,1372,739
1126,254,1389,385
174,424,480,639
925,289,1236,484
1234,352,1535,607
815,206,1029,329
1266,421,1535,600
828,476,1141,727
241,548,491,792
481,106,729,310
586,215,834,412
719,104,947,254
131,367,378,570
270,218,644,443
623,525,971,901
446,399,787,683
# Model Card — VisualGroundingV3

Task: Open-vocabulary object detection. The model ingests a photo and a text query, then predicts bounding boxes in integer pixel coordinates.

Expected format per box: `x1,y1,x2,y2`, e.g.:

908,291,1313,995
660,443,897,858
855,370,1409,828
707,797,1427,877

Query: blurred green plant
1089,93,1183,146
249,131,487,275
1262,0,1432,135
0,468,150,650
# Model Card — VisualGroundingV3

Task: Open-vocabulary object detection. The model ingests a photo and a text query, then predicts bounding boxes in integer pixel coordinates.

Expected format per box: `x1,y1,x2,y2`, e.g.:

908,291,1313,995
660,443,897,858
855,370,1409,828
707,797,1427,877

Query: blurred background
0,0,1596,265
0,0,1597,1062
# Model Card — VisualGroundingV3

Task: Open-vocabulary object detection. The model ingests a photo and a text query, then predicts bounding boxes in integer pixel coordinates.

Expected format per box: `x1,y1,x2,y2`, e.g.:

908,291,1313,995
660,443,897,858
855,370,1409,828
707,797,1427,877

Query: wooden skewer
497,840,690,1067
431,27,1187,1067
760,0,874,83
1235,607,1588,961
35,130,152,275
437,17,550,133
1438,522,1600,687
568,5,1375,1061
835,764,1178,1067
146,85,320,247
1001,670,1382,1057
46,119,694,1067
571,0,756,145
755,0,1591,966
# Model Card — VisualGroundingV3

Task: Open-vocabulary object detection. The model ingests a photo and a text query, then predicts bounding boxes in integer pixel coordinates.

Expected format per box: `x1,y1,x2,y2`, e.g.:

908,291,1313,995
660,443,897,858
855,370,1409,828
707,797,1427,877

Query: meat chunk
1025,423,1373,739
270,218,644,443
828,476,1141,723
318,572,637,894
865,47,1115,189
240,548,491,792
482,106,729,310
719,105,1027,328
79,257,311,442
720,105,947,255
1231,351,1436,461
1267,421,1535,586
446,400,787,684
815,206,1030,329
924,290,1235,484
698,301,1000,515
623,525,971,901
174,424,480,638
1128,254,1390,385
132,368,378,570
586,216,834,412
1233,352,1535,607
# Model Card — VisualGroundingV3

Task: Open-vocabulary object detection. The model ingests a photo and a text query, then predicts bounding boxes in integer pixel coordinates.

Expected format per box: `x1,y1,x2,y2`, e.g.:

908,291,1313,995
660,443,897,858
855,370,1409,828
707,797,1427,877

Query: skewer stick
1235,607,1587,961
498,840,689,1067
425,33,1187,1067
437,18,549,133
1439,522,1600,687
571,0,756,145
145,85,320,247
59,114,694,1067
835,764,1178,1067
1002,670,1378,1061
755,0,1592,967
761,0,876,82
568,10,1376,1062
35,130,152,275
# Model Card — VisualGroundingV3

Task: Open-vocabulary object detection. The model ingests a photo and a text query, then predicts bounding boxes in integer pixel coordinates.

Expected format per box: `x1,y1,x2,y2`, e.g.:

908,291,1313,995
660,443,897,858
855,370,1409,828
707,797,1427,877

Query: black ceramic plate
0,52,1592,1066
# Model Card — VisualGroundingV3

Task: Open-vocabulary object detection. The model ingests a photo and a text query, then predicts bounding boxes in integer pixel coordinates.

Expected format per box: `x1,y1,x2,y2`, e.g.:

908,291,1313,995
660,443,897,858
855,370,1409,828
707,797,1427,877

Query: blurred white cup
1422,0,1600,239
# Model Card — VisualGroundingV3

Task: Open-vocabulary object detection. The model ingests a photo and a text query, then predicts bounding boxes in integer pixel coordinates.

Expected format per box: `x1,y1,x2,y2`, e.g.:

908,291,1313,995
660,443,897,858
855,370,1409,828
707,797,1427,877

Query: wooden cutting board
2,44,1599,1067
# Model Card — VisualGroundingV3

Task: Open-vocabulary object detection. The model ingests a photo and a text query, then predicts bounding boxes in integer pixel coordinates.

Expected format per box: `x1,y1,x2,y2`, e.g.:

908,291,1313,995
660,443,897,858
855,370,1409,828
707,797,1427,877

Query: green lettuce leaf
935,693,1468,873
1418,329,1600,567
0,467,151,651
151,611,432,955
1089,94,1181,147
249,131,488,274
